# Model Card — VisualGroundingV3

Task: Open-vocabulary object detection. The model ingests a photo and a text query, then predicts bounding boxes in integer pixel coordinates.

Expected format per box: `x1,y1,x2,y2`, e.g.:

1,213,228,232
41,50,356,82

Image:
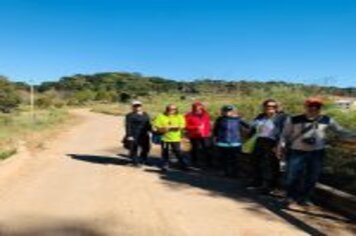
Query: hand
158,128,168,133
181,137,190,143
276,146,286,160
169,126,180,131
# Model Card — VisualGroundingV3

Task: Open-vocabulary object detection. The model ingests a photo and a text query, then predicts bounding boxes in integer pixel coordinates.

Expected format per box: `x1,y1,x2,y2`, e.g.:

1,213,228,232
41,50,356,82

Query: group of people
123,97,356,207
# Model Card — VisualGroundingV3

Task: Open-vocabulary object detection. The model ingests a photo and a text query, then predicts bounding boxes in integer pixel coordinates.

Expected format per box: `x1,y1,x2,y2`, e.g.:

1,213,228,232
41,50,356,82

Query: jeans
216,146,241,176
161,142,186,168
190,137,212,165
286,149,325,202
128,135,150,163
251,138,280,189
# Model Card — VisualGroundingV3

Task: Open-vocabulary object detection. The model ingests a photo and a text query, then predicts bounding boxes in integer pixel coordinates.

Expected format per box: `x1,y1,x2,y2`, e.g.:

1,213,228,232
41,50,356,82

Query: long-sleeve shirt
185,111,212,139
280,114,356,151
125,112,151,139
213,116,250,147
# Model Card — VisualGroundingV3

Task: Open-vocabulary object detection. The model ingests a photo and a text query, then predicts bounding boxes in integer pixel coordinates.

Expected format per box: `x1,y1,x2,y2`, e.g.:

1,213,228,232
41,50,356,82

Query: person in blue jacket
213,105,250,177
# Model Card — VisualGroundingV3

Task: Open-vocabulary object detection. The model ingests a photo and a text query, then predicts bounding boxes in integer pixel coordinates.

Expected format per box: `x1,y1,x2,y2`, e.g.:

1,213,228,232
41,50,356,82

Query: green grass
0,149,17,160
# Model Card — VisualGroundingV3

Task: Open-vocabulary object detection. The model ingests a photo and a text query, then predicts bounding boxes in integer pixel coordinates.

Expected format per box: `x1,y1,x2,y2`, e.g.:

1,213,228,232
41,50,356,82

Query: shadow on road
68,154,132,166
68,152,355,236
68,153,163,167
0,223,106,236
286,208,353,224
144,167,334,236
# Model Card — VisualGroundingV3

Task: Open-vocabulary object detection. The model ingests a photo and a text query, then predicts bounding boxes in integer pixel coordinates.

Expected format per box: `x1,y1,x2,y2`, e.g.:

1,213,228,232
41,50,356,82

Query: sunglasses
307,104,322,109
168,108,177,111
265,104,278,108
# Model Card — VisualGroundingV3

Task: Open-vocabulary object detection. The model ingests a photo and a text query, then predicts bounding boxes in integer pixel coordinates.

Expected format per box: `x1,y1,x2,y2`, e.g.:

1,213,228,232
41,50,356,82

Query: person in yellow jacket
153,104,187,171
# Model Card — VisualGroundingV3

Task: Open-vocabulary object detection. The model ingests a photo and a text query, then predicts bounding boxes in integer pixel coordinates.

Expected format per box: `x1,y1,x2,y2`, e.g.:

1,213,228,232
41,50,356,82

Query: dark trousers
129,135,150,163
217,146,241,176
251,138,280,189
161,142,186,167
286,149,324,202
190,137,212,165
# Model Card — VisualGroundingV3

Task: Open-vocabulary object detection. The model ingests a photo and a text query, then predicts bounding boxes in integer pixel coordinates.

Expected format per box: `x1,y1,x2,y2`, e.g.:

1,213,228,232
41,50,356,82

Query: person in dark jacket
185,102,212,167
124,100,151,165
248,99,288,194
213,105,250,177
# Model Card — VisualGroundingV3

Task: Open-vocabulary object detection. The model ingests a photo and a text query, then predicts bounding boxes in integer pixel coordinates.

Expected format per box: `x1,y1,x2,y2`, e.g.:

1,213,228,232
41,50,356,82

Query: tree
0,76,21,113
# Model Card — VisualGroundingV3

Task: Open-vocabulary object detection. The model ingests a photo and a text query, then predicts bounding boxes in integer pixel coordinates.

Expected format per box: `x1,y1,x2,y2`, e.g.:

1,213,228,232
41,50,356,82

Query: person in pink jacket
185,102,212,167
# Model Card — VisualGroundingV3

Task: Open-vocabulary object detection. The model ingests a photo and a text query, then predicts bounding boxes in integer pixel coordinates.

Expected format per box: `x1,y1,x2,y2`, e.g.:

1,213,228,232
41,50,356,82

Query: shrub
0,76,21,113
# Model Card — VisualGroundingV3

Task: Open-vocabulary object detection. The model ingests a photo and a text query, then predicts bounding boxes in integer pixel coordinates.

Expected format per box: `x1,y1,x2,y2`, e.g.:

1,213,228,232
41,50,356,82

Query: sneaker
280,198,294,209
160,165,168,172
297,200,314,207
139,158,150,166
132,162,141,167
246,186,261,191
245,184,263,191
269,189,286,198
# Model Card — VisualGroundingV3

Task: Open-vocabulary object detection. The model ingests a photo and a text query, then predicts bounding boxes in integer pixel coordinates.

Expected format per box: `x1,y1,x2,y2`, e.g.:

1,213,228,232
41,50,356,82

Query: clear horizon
1,0,355,88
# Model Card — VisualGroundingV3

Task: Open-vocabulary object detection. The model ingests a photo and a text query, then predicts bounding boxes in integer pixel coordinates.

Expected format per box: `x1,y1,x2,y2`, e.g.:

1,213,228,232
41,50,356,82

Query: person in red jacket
185,102,212,167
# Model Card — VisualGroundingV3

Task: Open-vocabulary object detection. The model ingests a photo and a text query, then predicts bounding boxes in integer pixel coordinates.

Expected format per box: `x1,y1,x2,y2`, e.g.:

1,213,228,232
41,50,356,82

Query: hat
222,105,236,112
305,97,324,106
192,101,204,107
132,100,142,106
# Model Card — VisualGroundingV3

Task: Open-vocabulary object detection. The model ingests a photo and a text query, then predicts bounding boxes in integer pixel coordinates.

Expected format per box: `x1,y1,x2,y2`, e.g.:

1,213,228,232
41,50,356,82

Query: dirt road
0,110,354,236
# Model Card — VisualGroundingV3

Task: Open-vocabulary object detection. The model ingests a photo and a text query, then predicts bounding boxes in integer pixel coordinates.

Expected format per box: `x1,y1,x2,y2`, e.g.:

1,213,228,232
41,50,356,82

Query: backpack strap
288,115,322,146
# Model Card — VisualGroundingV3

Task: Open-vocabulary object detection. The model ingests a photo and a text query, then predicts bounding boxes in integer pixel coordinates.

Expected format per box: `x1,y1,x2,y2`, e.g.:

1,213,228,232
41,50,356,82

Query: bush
119,92,131,103
68,90,96,105
0,76,21,113
36,96,53,109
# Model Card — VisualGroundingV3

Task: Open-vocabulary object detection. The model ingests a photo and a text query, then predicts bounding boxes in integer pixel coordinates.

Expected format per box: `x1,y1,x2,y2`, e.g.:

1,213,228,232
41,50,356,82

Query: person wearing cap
185,102,212,167
247,99,288,194
124,100,151,165
279,97,356,207
213,105,250,177
153,104,187,171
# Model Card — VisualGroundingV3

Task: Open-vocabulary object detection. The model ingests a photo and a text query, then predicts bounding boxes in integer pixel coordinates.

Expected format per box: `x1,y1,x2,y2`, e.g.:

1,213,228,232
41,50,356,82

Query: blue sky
0,0,355,87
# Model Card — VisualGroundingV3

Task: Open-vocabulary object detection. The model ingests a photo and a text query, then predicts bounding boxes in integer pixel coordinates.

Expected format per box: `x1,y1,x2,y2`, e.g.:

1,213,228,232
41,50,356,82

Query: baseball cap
132,100,142,106
305,97,324,106
222,105,236,112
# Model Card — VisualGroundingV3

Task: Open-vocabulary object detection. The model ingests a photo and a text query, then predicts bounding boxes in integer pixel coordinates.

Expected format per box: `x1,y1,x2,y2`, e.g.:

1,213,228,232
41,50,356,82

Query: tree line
1,72,355,112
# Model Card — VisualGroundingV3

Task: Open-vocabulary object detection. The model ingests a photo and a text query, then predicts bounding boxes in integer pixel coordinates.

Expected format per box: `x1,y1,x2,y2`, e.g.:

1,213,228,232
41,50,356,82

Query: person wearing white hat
123,100,151,165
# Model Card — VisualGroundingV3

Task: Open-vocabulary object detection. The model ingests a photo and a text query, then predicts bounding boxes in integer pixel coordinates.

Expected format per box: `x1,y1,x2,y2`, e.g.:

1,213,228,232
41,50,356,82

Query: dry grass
0,108,72,159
